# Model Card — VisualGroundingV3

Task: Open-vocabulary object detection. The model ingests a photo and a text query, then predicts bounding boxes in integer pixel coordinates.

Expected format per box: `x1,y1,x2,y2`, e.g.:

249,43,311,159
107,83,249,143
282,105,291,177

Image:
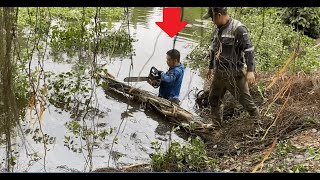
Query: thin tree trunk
0,7,19,172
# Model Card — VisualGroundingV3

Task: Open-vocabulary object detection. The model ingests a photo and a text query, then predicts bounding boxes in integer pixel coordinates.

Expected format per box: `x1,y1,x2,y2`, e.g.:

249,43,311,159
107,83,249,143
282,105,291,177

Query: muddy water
0,7,210,172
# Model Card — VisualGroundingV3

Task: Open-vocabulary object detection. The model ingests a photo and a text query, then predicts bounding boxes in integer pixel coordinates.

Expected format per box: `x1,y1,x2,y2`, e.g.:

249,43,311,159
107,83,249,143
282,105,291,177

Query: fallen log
97,73,217,141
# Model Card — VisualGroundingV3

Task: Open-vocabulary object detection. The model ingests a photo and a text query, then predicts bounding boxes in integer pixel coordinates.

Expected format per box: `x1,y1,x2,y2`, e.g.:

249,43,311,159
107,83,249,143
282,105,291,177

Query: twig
266,45,300,90
264,77,293,116
251,138,277,173
312,42,320,49
122,163,150,170
261,90,291,141
255,8,265,52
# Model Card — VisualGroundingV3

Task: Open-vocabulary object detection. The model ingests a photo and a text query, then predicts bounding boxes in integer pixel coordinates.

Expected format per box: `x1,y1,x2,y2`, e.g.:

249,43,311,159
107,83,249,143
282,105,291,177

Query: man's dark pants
208,68,259,125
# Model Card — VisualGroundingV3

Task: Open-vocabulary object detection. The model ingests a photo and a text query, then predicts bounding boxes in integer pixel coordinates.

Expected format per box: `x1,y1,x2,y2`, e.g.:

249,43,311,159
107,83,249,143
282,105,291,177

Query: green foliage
47,70,91,111
17,8,52,65
17,7,135,62
151,136,218,172
275,140,300,156
12,64,29,118
18,7,52,37
244,8,320,73
64,121,113,153
49,19,135,60
187,7,320,75
292,164,309,173
18,7,124,28
48,7,124,22
256,81,266,99
266,141,319,172
13,8,131,126
306,147,320,161
46,63,108,116
282,7,320,39
99,30,136,58
46,62,112,154
186,26,212,72
9,156,17,166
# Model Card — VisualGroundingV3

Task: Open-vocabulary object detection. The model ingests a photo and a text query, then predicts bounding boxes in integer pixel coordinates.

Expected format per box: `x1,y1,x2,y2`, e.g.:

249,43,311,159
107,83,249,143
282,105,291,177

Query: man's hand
207,69,214,80
246,71,255,86
157,70,163,78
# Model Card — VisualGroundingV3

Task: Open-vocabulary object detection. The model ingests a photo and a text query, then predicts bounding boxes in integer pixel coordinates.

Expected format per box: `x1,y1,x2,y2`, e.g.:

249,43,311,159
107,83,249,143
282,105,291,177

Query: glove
157,70,163,79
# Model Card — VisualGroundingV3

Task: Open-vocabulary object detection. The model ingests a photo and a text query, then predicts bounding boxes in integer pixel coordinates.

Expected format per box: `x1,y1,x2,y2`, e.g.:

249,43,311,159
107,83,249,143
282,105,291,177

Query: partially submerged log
97,73,217,141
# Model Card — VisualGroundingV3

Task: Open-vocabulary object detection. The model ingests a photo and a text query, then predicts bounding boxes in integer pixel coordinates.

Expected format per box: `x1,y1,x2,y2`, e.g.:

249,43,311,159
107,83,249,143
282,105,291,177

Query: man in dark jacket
203,7,260,126
157,49,184,104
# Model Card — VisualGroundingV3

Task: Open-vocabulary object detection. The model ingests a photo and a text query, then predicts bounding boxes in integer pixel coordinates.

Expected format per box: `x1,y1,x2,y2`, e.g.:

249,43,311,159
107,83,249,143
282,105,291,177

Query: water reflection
104,89,188,139
130,7,155,29
129,7,209,42
1,7,207,172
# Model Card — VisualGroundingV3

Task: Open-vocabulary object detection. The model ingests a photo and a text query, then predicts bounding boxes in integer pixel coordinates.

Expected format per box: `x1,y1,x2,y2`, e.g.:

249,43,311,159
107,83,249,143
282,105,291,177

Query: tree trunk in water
98,73,218,142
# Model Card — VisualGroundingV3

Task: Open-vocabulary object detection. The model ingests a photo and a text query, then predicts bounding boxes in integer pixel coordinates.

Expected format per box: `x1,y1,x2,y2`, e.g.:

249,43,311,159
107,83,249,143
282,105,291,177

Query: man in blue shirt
157,49,184,104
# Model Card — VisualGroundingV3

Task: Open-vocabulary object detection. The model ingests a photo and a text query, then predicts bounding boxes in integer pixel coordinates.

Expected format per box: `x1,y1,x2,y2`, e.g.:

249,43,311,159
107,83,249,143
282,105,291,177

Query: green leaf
314,155,320,160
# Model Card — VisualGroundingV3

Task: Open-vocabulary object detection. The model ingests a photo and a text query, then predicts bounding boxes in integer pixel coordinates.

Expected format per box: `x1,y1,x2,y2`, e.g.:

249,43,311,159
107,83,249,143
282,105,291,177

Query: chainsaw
123,66,162,88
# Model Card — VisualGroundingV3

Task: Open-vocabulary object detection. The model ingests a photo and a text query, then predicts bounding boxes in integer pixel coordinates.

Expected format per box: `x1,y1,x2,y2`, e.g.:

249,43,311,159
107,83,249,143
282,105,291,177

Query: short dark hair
166,49,180,62
212,7,228,16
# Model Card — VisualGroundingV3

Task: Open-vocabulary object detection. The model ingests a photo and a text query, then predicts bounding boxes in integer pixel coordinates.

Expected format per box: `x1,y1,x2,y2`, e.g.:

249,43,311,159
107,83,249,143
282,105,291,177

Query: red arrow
156,7,188,38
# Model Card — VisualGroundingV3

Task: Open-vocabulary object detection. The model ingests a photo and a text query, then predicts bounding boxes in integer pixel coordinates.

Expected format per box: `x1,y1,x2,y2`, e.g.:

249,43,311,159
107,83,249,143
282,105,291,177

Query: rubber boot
211,106,223,127
249,109,263,128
